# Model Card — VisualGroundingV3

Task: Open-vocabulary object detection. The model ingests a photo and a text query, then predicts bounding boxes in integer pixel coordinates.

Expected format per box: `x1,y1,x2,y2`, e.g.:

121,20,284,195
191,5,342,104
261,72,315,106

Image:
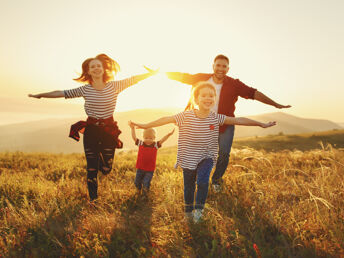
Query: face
143,130,156,145
212,58,229,81
195,87,216,111
88,59,104,79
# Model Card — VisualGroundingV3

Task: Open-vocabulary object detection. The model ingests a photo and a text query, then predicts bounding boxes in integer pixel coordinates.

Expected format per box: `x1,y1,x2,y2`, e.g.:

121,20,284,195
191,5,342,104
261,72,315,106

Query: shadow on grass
208,189,333,258
6,199,84,257
106,192,153,257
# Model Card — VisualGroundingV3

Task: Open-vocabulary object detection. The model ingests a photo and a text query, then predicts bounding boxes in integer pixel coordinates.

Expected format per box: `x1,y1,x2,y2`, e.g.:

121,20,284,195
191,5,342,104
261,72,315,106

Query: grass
0,137,344,257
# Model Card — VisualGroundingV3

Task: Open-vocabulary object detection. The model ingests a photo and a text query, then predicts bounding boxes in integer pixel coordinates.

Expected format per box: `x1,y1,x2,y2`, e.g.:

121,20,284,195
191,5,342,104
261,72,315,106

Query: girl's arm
128,121,137,142
159,128,175,145
131,116,176,129
224,116,276,128
28,91,65,99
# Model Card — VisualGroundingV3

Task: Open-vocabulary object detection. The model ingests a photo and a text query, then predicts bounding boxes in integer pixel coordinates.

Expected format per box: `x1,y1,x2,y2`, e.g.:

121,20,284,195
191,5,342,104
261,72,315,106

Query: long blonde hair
185,81,216,110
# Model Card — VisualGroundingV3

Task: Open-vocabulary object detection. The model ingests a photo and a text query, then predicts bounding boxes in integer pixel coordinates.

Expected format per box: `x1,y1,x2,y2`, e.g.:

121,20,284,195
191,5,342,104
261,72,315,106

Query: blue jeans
211,125,235,185
183,158,214,212
135,169,154,190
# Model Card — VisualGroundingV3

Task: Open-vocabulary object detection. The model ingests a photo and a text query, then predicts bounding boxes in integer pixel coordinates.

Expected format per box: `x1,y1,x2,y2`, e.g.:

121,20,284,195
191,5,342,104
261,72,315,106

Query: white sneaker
213,184,221,193
193,209,203,223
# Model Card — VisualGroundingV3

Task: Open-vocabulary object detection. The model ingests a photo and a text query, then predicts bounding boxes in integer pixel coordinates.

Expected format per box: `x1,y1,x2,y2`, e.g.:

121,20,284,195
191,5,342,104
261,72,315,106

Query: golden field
0,133,343,257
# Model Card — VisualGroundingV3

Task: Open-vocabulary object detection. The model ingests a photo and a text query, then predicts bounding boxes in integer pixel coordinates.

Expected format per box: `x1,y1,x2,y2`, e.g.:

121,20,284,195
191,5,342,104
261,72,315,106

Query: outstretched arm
132,67,159,83
128,121,137,142
28,90,65,99
131,116,176,129
254,91,291,109
224,116,276,128
159,128,175,145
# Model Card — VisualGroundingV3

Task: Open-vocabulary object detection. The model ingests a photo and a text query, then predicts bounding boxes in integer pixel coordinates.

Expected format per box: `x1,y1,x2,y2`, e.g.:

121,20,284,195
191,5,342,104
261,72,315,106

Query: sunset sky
0,0,343,125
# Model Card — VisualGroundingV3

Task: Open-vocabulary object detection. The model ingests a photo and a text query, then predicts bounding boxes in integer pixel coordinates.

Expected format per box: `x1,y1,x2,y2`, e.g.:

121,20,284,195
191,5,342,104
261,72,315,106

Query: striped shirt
64,77,135,119
174,110,226,170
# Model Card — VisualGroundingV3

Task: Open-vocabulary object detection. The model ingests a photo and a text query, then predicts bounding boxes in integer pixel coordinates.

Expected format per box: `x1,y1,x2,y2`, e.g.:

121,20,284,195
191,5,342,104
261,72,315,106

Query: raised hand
261,121,276,128
168,128,175,136
143,66,159,75
128,120,135,128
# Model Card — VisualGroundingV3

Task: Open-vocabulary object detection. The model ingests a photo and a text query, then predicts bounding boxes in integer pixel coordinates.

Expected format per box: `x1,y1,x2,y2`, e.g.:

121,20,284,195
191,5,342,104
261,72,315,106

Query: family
28,53,290,223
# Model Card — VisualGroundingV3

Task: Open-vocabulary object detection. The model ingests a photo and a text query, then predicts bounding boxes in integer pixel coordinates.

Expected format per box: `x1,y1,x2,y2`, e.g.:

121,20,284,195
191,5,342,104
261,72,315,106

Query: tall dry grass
0,144,343,257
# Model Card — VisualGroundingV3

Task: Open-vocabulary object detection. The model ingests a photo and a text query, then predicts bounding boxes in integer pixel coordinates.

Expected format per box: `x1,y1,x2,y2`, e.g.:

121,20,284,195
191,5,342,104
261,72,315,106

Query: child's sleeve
174,111,185,127
217,114,226,126
64,85,86,99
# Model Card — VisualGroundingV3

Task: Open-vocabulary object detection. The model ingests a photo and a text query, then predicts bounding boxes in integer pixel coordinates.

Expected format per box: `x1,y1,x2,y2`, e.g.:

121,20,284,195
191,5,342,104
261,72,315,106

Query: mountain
0,109,180,153
0,110,342,153
234,112,343,138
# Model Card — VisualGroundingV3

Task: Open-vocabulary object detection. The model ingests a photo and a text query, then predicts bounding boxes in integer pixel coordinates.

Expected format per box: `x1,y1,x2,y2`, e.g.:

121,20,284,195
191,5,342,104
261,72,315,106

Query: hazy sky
0,0,343,124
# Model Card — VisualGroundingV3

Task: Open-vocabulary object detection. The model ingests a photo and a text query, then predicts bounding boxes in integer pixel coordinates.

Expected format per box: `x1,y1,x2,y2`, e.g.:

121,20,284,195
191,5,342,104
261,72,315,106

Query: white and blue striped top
174,110,226,170
64,77,135,119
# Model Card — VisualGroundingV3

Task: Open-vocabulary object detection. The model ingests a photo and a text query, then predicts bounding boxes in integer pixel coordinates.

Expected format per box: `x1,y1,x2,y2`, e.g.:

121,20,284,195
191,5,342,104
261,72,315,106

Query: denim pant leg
142,171,154,190
135,169,145,190
183,169,197,213
195,158,214,210
212,125,235,185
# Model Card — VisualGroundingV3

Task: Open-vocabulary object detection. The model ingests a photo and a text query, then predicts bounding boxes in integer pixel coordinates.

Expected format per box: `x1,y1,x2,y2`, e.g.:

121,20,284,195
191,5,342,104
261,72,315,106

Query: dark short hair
214,54,229,64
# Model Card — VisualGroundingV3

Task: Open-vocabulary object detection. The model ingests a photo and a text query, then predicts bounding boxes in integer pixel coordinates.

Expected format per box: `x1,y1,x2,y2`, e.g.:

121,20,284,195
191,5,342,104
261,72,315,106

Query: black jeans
83,124,116,200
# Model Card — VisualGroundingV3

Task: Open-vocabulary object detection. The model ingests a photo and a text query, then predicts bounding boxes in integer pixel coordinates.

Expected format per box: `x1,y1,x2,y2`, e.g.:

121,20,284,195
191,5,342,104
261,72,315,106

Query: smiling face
143,128,156,145
195,86,216,111
88,59,104,80
212,58,229,82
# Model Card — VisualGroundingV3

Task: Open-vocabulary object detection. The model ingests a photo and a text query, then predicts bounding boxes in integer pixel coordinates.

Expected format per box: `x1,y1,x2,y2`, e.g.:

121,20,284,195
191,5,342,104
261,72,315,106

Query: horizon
0,108,343,127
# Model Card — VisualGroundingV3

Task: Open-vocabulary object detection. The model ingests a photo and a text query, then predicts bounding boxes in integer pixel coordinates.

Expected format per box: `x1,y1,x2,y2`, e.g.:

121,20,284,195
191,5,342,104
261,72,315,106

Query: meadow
0,133,344,257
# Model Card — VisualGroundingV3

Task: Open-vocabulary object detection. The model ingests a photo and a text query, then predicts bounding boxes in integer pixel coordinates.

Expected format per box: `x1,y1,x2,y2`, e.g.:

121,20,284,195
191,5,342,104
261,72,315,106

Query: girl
131,81,276,222
29,53,157,201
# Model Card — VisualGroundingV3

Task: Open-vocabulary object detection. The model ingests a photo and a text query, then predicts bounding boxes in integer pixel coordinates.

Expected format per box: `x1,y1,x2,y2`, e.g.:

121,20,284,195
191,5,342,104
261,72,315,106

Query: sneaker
193,209,203,223
213,184,221,193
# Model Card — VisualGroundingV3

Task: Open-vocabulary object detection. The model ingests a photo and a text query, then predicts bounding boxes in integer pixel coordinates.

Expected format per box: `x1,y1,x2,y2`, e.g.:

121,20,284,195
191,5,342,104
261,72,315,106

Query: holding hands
129,120,149,129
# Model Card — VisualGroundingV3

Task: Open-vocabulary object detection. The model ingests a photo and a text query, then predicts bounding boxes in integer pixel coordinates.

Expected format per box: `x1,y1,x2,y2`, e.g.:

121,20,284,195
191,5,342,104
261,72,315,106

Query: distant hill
0,108,180,153
233,129,344,151
235,112,343,138
0,110,342,153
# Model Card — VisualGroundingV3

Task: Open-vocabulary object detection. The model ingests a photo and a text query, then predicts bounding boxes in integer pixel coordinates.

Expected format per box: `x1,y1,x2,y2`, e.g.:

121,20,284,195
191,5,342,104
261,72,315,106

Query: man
165,54,291,192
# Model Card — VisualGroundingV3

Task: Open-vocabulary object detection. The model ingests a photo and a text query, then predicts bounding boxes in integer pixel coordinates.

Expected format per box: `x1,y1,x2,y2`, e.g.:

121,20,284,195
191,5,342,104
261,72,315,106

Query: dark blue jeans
211,125,235,185
135,169,154,190
183,158,214,212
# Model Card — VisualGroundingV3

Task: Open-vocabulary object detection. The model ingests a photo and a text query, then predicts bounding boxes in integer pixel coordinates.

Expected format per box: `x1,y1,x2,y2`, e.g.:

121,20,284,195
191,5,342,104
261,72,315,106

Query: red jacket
166,72,257,132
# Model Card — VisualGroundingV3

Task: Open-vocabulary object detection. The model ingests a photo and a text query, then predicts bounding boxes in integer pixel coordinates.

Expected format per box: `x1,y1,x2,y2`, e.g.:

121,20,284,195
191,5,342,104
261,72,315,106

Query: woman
29,53,157,201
